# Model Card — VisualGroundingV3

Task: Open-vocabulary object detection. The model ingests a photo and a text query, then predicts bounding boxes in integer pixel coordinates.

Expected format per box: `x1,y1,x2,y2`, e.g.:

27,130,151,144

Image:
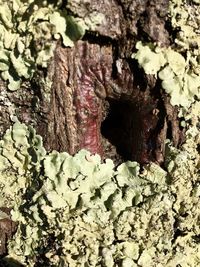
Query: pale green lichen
0,0,103,91
133,41,200,107
0,112,199,266
133,0,200,107
0,120,46,207
0,0,199,266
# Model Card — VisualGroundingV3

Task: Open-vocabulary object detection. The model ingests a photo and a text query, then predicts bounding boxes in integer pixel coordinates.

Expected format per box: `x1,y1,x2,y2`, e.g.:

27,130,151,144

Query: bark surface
0,0,184,259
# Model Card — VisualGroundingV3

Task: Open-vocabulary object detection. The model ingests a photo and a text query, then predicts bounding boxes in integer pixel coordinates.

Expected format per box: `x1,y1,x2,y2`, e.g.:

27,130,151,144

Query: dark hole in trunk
101,98,148,163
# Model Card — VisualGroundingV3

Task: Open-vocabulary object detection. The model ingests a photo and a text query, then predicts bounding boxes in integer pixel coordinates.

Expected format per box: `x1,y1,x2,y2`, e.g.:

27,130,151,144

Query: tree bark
0,0,184,259
0,0,183,164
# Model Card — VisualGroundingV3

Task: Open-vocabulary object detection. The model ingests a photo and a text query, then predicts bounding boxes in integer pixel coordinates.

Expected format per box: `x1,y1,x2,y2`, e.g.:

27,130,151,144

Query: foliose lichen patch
0,101,199,266
0,0,103,91
133,0,200,107
0,0,199,266
0,120,46,208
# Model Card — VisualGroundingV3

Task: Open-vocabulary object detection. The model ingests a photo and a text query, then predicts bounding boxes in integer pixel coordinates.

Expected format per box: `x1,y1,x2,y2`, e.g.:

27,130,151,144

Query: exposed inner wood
45,41,182,165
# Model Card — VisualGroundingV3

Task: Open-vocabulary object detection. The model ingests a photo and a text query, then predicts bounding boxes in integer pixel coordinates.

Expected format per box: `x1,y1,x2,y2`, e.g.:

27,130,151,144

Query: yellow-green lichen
0,120,46,207
0,1,199,265
133,41,200,107
0,112,199,266
133,0,200,107
0,0,102,91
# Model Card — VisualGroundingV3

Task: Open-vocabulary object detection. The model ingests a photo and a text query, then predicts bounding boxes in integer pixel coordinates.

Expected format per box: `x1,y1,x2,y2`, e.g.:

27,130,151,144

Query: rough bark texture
38,39,183,165
0,0,184,258
0,208,17,258
0,0,183,167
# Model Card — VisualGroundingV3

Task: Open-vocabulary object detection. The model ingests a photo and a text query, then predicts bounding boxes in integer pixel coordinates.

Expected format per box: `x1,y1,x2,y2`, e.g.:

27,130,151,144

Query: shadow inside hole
101,98,141,162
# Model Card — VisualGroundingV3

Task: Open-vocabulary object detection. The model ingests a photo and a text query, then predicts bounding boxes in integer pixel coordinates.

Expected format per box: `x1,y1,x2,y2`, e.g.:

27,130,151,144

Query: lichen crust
0,114,199,266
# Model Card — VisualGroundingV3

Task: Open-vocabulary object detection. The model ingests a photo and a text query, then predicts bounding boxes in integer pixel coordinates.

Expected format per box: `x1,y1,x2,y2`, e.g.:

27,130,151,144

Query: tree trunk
0,0,184,260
